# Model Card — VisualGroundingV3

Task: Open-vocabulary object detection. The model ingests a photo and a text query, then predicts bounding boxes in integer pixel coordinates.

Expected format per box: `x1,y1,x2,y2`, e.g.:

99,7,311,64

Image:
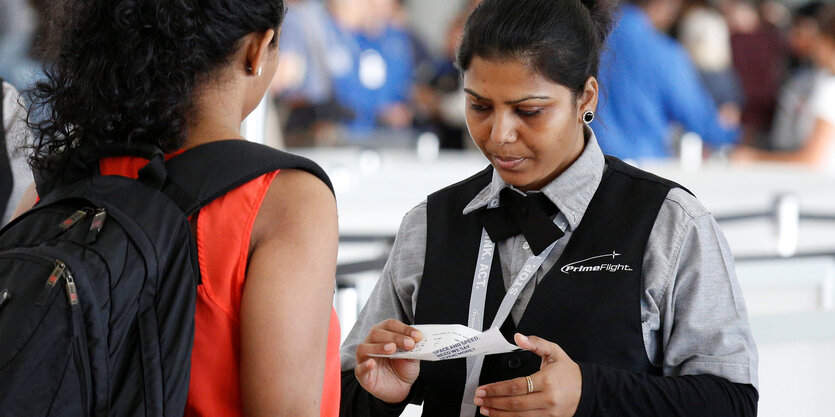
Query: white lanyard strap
460,197,560,416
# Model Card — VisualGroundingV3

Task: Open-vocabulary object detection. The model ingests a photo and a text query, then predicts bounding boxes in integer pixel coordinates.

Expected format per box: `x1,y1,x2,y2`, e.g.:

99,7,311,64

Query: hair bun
579,0,616,45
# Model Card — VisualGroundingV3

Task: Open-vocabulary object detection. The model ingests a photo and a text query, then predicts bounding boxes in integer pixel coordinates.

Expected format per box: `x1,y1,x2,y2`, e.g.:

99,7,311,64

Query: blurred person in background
271,0,356,147
733,4,835,173
592,0,739,160
722,0,785,148
412,0,481,150
678,0,744,129
766,1,824,152
329,0,416,144
0,0,47,91
1,80,34,224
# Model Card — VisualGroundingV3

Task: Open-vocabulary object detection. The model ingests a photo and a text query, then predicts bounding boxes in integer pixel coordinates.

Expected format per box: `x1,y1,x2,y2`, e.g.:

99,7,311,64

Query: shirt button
522,242,530,251
507,357,522,369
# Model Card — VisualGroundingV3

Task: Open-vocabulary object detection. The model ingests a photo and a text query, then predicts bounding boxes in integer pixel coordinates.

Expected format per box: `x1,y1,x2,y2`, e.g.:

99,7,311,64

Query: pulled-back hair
819,5,835,41
28,0,286,175
457,0,616,96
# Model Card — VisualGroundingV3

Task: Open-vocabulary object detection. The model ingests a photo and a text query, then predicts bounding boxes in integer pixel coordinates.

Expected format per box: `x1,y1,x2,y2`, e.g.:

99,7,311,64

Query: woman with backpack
15,0,339,415
339,1,759,416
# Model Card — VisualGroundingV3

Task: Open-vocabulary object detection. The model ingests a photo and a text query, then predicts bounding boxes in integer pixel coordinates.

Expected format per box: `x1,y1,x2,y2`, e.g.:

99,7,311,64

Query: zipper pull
37,260,67,305
65,269,79,306
59,210,89,232
0,289,11,310
86,208,107,244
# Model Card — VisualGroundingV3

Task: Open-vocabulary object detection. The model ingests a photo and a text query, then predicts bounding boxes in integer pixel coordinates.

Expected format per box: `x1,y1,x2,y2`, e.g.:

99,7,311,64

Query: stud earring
582,110,595,124
246,66,263,76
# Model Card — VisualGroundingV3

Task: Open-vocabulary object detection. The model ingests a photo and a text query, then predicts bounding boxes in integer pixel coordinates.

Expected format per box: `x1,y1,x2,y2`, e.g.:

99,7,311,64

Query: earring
582,110,595,124
246,66,263,76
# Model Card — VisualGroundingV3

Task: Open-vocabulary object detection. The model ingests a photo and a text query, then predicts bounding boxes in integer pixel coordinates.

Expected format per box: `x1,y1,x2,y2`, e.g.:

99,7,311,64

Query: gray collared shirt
341,132,759,389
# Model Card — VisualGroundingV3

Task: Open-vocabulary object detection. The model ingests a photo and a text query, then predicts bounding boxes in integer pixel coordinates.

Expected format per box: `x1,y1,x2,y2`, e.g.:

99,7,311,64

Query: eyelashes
468,103,543,118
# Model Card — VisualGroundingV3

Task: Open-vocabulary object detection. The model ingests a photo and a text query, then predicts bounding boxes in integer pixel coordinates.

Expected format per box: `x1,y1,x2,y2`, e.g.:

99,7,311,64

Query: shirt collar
463,126,605,231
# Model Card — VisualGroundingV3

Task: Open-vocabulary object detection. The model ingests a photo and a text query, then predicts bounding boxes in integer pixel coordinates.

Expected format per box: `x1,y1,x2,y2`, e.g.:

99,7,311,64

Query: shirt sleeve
658,41,739,148
660,197,758,386
576,363,758,417
339,203,428,415
340,202,428,371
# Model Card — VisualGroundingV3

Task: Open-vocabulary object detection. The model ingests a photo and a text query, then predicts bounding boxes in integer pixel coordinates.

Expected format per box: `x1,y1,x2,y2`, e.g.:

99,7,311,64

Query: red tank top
100,155,340,416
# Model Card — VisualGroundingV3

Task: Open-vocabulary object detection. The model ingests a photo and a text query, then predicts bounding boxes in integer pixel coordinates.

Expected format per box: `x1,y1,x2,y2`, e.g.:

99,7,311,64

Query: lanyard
459,198,560,417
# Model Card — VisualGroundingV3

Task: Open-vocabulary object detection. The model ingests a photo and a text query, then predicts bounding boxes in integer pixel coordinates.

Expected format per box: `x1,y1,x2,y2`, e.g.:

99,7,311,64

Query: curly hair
27,0,285,175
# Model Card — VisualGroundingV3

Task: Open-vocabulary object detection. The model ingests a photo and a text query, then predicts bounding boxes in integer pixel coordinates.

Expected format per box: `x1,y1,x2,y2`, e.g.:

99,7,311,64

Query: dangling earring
582,110,595,124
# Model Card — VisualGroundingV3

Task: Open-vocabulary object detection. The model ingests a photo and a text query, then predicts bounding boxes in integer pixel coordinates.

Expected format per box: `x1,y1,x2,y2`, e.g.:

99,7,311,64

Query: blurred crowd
2,0,835,171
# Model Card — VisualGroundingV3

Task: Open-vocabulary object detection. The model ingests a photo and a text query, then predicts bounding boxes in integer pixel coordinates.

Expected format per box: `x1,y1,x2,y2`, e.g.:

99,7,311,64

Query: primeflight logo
560,251,633,274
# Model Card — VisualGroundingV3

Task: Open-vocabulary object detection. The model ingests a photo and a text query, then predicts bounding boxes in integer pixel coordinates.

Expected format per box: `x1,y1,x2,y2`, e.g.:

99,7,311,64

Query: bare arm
734,118,835,166
241,169,338,417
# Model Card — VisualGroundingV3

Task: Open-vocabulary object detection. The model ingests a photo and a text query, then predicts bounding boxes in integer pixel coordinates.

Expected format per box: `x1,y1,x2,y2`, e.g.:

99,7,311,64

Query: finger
476,375,532,397
514,333,567,364
355,341,399,362
378,319,423,341
474,391,550,412
365,327,418,350
354,357,377,384
478,406,544,417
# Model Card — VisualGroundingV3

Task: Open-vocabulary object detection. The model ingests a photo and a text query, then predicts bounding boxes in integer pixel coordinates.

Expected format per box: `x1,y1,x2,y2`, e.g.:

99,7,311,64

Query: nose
490,112,517,145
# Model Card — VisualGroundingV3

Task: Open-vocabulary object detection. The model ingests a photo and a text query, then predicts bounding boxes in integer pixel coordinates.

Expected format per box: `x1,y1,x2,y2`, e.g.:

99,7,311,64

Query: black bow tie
478,188,564,255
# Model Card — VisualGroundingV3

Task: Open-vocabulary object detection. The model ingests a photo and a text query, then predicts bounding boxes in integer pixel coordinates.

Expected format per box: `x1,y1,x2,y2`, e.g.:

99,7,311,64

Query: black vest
414,156,684,416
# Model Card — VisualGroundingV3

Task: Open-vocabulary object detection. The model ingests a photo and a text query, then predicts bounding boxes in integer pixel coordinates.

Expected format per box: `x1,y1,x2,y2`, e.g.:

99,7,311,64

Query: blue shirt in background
331,26,414,141
592,5,738,160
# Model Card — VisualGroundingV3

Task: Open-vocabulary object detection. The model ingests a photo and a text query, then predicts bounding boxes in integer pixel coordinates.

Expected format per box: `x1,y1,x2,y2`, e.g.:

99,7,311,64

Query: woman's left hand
473,333,582,417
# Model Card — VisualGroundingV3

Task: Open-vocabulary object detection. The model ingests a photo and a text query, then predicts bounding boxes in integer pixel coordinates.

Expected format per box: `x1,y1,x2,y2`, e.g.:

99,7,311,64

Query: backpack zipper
36,260,67,305
85,208,107,244
65,268,79,306
45,208,93,240
59,210,90,232
0,288,10,310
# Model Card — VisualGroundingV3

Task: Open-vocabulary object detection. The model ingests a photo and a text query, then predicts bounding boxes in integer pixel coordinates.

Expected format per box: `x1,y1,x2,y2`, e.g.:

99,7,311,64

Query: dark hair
457,0,616,96
795,1,824,21
28,0,286,175
818,5,835,40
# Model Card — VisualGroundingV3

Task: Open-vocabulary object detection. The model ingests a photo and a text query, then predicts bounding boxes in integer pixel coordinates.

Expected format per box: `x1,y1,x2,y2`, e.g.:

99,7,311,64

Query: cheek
464,112,489,144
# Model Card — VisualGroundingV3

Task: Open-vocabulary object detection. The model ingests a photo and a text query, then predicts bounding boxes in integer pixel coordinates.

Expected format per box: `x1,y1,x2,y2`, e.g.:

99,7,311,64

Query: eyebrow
464,89,551,105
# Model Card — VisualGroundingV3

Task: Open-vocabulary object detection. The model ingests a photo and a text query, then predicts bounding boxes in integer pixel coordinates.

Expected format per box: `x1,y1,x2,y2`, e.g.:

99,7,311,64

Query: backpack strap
163,140,334,216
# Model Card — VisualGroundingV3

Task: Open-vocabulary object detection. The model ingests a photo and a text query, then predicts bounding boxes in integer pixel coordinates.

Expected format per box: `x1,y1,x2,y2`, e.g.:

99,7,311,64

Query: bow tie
478,188,565,255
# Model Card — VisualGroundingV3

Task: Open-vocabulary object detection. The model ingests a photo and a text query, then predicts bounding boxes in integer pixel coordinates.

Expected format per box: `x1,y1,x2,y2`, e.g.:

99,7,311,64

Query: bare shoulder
251,168,337,248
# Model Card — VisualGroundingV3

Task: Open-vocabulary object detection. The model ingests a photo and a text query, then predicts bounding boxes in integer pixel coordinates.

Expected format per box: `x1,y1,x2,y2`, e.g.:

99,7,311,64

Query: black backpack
0,140,333,417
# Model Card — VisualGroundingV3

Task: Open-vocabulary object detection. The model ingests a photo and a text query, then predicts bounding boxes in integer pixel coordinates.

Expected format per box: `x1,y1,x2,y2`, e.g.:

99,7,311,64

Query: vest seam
663,193,709,220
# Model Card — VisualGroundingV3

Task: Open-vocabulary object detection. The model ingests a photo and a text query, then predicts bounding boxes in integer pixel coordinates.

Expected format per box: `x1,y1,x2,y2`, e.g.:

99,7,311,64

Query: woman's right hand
354,319,424,404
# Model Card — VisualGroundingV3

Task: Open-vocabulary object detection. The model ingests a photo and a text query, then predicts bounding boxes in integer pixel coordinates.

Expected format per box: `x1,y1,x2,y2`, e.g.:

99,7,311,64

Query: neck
183,83,247,149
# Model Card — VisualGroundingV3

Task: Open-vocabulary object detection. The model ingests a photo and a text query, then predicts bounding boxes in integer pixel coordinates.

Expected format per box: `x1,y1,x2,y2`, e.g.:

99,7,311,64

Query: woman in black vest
341,1,758,416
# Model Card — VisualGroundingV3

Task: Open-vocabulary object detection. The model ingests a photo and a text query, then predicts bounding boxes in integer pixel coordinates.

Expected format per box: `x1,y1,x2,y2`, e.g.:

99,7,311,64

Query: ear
244,29,277,76
578,76,599,120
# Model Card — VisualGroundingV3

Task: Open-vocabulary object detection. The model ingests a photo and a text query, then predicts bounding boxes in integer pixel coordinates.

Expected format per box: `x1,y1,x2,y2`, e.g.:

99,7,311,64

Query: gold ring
526,375,534,394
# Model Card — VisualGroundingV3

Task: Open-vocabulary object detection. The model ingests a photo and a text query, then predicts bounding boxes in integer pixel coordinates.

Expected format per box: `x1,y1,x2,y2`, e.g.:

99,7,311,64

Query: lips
492,155,527,170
